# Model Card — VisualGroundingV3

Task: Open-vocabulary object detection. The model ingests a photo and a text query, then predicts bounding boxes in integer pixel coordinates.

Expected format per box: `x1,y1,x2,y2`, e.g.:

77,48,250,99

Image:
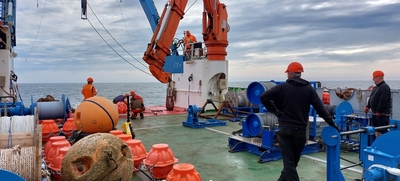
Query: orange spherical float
74,96,119,134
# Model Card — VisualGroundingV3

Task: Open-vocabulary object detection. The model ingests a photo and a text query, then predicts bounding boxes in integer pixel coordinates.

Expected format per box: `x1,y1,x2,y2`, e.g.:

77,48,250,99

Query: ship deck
119,109,363,181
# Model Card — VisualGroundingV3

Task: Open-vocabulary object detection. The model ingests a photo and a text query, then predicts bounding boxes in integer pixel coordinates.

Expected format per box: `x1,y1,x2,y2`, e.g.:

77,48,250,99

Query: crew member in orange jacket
129,90,145,119
183,30,197,56
81,77,98,100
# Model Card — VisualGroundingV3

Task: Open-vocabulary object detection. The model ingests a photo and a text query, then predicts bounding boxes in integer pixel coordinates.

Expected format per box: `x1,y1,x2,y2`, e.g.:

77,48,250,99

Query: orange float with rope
126,139,148,170
143,143,179,179
166,163,202,181
41,120,60,142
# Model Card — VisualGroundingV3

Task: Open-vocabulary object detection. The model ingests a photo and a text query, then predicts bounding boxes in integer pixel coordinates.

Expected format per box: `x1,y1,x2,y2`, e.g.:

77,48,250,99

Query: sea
16,80,400,109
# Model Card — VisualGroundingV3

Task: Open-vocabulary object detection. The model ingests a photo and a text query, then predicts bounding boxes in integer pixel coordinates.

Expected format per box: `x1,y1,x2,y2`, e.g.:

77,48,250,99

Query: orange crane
141,0,229,110
142,0,229,83
81,0,229,110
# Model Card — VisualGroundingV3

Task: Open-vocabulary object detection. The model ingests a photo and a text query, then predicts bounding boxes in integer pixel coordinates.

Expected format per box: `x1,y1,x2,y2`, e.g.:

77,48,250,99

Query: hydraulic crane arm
202,0,228,60
142,0,188,83
139,0,160,31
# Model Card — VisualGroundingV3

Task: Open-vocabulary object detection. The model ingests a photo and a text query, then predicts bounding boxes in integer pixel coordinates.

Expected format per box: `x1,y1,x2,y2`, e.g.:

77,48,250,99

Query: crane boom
202,0,228,60
139,0,159,31
142,0,188,83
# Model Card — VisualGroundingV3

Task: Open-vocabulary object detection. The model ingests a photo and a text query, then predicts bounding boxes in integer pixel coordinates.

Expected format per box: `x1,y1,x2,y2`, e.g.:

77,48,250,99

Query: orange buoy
74,96,119,134
143,143,178,179
43,136,66,157
62,118,77,137
116,102,128,114
166,163,202,181
48,146,70,181
126,139,147,170
117,134,132,142
41,120,60,142
110,130,124,136
45,140,70,164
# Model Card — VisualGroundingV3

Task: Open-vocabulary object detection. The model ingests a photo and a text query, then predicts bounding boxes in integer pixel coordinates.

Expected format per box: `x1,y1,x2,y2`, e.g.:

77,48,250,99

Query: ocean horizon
16,80,400,109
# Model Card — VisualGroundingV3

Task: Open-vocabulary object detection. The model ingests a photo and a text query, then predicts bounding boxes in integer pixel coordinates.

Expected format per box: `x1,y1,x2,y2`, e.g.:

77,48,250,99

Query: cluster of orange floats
40,118,202,181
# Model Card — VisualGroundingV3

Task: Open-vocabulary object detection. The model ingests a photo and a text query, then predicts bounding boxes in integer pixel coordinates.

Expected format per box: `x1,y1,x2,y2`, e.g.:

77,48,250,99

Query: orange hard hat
130,90,135,95
87,77,94,82
285,62,304,73
373,70,384,78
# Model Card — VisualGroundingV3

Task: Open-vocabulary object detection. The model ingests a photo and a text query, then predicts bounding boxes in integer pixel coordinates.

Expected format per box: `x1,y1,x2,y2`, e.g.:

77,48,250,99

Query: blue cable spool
246,81,276,105
245,113,277,137
334,101,353,121
0,169,25,181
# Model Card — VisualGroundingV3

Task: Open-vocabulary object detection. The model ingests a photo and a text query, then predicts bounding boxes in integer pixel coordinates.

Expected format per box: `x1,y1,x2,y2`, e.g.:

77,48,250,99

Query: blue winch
182,104,226,128
1,94,72,123
322,119,400,181
229,80,320,162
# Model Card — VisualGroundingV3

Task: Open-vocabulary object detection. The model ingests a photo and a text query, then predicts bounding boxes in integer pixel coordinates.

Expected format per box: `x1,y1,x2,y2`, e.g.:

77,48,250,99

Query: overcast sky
11,0,400,83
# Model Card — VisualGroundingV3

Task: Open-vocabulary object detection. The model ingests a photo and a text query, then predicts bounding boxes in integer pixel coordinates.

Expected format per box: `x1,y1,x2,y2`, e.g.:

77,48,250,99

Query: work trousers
277,127,307,181
371,115,390,134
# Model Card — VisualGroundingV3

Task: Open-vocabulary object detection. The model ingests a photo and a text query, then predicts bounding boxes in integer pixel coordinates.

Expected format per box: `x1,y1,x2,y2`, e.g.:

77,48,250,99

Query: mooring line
133,124,182,130
204,127,363,175
302,155,362,173
205,127,232,136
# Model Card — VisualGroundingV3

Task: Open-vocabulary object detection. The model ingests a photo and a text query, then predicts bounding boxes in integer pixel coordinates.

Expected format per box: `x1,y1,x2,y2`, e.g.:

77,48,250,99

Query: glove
274,110,283,117
326,117,340,132
331,124,340,133
376,112,382,116
364,107,370,113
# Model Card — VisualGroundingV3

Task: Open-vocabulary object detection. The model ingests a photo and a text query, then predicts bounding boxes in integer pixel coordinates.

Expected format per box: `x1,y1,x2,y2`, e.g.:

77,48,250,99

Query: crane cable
117,0,147,68
185,0,198,14
22,0,48,65
86,2,151,76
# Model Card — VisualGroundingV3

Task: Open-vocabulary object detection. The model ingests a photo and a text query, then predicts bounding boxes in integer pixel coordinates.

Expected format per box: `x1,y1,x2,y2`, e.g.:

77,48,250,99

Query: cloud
10,0,400,83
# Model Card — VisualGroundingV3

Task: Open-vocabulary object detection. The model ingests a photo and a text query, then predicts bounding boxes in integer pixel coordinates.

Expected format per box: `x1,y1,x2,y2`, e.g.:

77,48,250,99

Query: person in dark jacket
365,70,392,137
113,94,126,104
260,62,339,181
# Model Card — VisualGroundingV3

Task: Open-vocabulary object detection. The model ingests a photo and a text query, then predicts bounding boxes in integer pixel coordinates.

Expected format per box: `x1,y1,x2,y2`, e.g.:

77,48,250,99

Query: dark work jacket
131,99,144,109
113,95,125,104
260,77,332,129
367,81,391,115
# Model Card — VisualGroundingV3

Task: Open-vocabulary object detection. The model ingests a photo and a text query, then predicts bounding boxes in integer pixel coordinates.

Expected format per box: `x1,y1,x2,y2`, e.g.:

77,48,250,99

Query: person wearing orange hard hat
183,30,197,57
129,90,145,119
259,62,339,181
81,77,98,100
322,87,331,105
364,70,391,137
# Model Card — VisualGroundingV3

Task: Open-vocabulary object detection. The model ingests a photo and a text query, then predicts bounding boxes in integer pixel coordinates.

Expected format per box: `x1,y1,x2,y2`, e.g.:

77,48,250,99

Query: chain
67,130,82,144
61,129,75,137
43,131,61,139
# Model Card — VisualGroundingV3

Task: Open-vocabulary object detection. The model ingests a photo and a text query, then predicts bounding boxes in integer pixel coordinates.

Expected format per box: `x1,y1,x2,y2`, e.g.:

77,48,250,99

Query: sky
9,0,400,83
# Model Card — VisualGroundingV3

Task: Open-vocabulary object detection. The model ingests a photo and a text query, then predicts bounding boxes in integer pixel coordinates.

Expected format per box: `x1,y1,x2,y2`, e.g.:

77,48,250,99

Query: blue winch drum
37,101,65,120
246,81,276,105
245,113,278,137
0,169,25,181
